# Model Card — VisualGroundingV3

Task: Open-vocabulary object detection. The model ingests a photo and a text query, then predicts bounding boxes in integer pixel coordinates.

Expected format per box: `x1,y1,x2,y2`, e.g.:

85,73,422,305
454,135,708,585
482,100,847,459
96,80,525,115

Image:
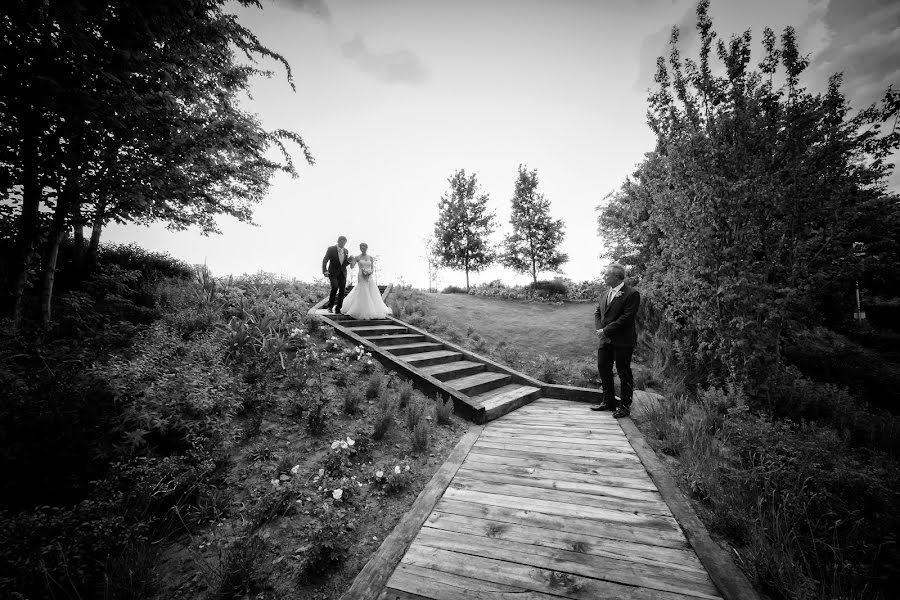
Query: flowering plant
372,462,412,494
339,345,372,363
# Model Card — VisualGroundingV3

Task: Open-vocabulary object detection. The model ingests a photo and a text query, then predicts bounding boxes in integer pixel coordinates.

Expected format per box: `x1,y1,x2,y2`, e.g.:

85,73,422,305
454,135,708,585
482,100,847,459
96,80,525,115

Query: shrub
342,387,363,415
441,285,467,294
365,373,382,399
372,398,395,440
412,420,430,452
529,279,568,297
247,485,296,530
212,535,267,600
372,463,412,494
296,505,354,581
397,380,414,408
99,242,193,282
406,398,425,432
535,353,569,384
434,395,453,425
306,397,329,436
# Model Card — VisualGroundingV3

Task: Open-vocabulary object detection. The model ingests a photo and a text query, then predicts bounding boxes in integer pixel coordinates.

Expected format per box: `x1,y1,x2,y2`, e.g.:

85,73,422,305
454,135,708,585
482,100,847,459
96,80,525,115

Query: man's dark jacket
594,284,640,347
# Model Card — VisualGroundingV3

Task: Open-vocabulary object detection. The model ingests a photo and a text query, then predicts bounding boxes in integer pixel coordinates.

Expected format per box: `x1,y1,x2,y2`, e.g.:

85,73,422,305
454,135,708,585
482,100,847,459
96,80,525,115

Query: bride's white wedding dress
341,254,393,319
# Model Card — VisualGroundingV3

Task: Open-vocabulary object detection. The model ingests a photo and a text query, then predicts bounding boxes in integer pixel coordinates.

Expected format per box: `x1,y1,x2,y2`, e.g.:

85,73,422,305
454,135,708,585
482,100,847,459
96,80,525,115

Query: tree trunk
86,198,106,269
40,135,81,326
8,105,42,327
72,199,85,275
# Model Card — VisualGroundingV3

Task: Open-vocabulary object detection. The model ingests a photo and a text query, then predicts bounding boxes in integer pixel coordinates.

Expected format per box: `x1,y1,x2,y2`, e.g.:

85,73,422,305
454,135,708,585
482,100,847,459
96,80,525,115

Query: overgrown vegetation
595,3,900,599
0,246,463,599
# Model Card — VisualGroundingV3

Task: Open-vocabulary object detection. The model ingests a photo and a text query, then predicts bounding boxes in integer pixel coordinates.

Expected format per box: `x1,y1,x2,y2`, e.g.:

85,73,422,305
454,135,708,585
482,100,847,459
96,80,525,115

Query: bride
340,242,393,320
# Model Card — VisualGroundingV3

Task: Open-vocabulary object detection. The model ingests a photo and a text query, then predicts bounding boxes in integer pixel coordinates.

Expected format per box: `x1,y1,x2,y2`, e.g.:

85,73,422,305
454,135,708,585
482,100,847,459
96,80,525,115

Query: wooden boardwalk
345,397,729,600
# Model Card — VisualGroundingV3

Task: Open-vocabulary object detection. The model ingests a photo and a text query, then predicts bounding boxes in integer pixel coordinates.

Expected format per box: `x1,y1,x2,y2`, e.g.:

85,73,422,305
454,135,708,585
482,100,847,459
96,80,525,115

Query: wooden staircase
326,314,542,422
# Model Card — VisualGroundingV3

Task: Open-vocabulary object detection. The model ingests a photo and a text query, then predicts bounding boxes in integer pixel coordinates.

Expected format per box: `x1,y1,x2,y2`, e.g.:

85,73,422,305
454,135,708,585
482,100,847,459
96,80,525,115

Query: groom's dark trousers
322,244,350,312
595,284,640,409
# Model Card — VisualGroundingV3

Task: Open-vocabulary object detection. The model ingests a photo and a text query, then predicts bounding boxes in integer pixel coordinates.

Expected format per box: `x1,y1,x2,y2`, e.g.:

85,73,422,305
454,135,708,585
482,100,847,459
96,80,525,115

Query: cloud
340,34,430,85
278,0,331,21
809,0,900,108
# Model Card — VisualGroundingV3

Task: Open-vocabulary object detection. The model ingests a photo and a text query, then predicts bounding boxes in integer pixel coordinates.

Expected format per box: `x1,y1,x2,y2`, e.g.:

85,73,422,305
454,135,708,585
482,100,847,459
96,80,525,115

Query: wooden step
418,361,486,382
365,334,427,347
475,384,542,421
387,342,444,356
352,325,409,336
342,319,394,328
403,350,463,367
445,371,511,396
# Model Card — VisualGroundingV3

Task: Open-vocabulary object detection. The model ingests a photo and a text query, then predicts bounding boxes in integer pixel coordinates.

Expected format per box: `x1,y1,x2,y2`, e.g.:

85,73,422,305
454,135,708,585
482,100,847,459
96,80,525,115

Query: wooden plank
478,430,634,449
340,426,484,600
473,439,641,462
472,385,540,410
486,422,625,435
419,360,485,381
449,475,671,516
469,446,646,472
455,467,664,504
462,456,657,491
446,371,511,395
435,497,690,550
496,414,621,426
442,487,681,532
402,545,709,600
425,511,707,573
411,527,721,599
388,342,445,356
385,563,560,600
619,417,759,600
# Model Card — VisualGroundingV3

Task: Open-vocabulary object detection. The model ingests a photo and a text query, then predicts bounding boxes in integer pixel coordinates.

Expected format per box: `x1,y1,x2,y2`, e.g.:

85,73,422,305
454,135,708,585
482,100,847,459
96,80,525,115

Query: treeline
0,0,312,329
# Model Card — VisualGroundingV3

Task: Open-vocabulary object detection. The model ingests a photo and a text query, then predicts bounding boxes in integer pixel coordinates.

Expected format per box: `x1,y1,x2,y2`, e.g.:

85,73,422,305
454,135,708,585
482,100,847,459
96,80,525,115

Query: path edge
339,424,484,599
618,416,762,600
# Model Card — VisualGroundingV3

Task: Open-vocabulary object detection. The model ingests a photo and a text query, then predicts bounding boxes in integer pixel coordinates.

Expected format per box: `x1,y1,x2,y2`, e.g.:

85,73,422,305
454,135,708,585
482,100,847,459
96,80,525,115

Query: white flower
394,465,401,474
405,465,410,472
331,441,340,450
375,470,384,478
318,468,324,477
340,441,348,450
332,488,343,500
270,479,280,488
346,437,355,446
290,465,300,474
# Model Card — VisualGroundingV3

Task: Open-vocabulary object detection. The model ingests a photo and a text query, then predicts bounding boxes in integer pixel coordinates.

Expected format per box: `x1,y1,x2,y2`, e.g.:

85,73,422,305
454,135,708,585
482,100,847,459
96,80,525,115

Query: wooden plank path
343,397,738,600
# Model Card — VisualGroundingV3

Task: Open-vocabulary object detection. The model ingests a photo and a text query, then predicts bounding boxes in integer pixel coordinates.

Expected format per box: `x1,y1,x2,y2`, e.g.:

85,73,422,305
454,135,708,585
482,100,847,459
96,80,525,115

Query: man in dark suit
591,263,640,418
322,236,351,313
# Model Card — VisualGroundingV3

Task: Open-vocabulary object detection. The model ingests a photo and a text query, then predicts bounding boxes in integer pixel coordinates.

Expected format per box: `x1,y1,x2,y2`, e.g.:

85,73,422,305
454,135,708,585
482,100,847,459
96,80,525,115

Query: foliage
412,420,431,452
502,165,568,283
433,169,498,290
597,0,900,392
371,397,395,440
296,504,355,581
372,463,413,495
397,380,414,408
365,373,382,399
212,535,268,599
406,398,426,432
342,387,364,415
434,395,454,425
1,0,314,326
441,285,467,294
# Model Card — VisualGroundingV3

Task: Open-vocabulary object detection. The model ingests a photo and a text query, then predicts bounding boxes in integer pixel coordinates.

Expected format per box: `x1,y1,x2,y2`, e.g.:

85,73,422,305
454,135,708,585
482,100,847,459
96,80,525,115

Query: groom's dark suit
322,244,351,312
595,283,640,409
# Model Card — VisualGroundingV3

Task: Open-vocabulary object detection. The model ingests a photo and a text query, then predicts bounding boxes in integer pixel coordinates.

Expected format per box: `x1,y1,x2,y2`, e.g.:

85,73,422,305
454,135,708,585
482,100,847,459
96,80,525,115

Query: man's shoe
327,307,334,313
613,406,631,418
590,400,615,411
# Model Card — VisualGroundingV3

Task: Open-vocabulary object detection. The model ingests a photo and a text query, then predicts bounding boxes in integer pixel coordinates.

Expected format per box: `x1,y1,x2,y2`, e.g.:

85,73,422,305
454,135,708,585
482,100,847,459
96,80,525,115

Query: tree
433,169,497,291
0,0,313,327
597,0,900,392
502,165,567,284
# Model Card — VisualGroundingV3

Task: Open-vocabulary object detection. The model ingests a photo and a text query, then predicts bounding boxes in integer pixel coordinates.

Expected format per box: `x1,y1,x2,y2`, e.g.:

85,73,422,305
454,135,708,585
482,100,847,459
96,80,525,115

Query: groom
322,235,351,314
591,263,640,418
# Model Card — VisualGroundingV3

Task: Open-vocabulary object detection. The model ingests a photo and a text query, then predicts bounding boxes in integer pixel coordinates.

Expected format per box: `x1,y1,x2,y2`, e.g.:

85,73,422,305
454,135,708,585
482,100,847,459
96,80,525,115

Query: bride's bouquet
360,263,374,278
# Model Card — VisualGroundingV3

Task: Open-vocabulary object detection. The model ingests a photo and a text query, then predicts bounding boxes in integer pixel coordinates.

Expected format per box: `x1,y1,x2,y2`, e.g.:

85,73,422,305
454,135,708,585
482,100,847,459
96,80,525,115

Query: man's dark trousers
328,272,346,313
598,344,634,408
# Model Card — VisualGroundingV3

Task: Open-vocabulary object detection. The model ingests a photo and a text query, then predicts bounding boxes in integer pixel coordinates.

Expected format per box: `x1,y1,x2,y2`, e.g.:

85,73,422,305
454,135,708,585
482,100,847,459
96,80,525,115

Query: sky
105,0,900,289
